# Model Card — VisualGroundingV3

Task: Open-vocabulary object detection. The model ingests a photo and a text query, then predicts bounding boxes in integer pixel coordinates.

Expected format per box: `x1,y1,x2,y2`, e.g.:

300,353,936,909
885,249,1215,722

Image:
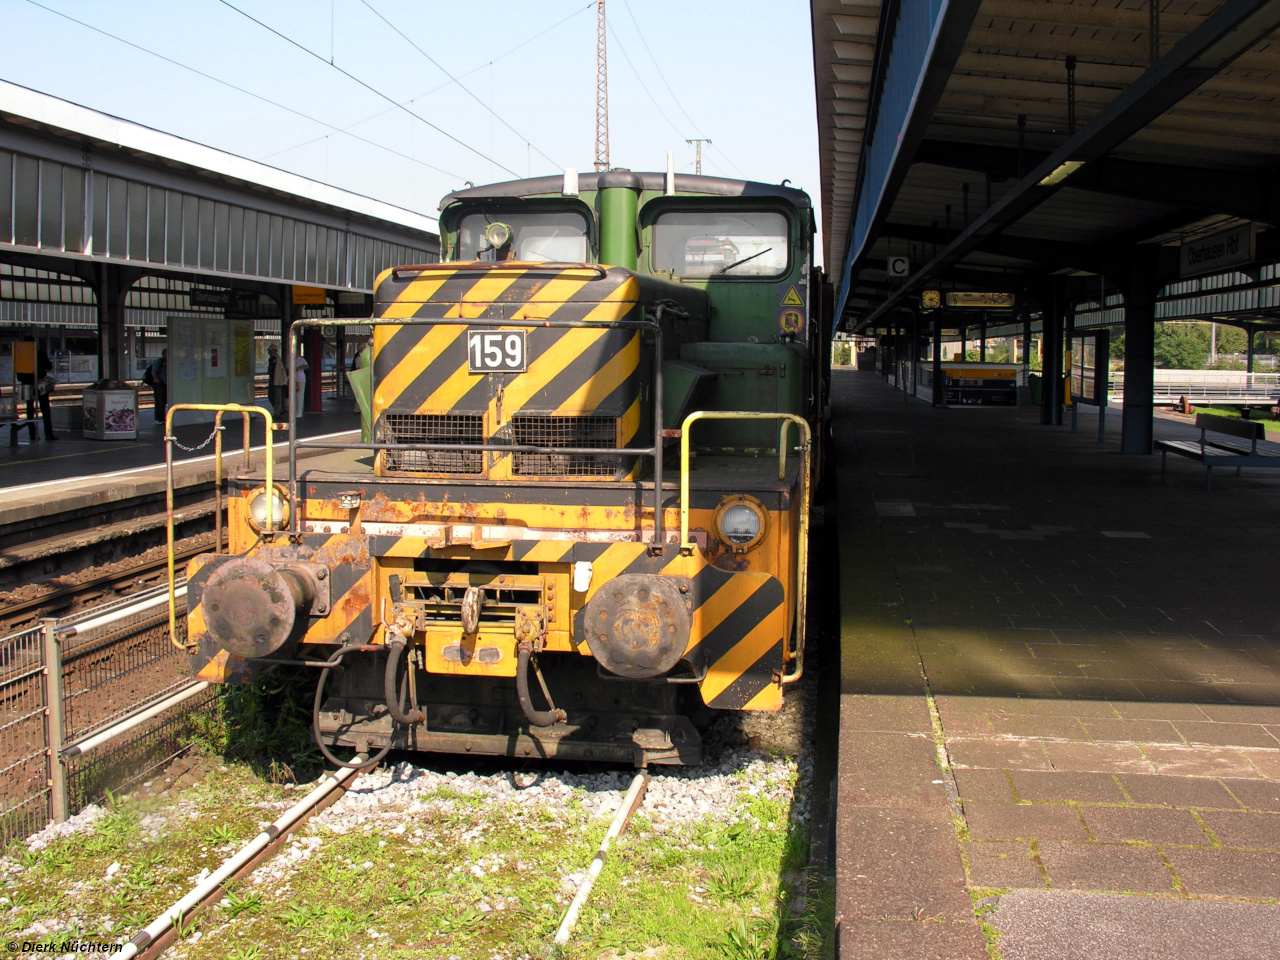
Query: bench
2,418,38,447
1155,413,1280,490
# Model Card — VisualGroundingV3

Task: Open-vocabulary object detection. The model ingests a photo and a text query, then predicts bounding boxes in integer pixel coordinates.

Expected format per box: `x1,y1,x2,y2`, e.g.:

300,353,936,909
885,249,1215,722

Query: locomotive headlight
247,485,290,533
713,495,767,553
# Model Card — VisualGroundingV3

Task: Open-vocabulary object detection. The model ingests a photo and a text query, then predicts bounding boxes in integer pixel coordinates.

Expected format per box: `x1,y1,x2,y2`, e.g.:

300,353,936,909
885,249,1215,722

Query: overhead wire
256,1,593,163
619,0,745,178
359,0,566,171
605,22,728,178
216,0,520,178
20,0,463,194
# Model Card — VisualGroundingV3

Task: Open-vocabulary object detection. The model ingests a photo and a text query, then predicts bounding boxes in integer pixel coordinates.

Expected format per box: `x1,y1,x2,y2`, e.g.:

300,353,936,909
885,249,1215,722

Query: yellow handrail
164,404,275,650
678,411,812,683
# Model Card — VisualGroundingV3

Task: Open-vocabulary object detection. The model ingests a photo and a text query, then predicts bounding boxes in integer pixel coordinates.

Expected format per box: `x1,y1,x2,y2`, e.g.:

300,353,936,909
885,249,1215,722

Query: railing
1,585,216,849
164,404,276,649
678,411,812,684
1111,371,1280,405
285,309,674,551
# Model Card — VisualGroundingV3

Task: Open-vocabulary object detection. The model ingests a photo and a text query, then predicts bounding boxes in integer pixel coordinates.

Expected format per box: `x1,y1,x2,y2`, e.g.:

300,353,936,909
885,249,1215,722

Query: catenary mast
595,0,609,171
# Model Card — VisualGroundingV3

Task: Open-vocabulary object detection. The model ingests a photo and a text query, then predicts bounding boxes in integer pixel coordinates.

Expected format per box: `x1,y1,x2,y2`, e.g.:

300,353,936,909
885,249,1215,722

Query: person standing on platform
145,349,167,423
17,337,57,441
267,344,288,416
294,354,309,420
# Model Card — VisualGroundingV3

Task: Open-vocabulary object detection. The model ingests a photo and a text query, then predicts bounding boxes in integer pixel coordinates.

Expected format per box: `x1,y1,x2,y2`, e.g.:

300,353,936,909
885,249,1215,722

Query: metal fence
0,624,49,848
0,584,218,850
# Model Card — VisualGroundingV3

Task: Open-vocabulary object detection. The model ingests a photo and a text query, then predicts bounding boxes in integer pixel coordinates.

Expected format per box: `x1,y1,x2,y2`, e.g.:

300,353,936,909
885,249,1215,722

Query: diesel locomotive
175,167,828,767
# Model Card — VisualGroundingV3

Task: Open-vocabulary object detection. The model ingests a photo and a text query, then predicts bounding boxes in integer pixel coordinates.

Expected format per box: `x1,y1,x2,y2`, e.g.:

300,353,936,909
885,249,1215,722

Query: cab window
652,210,789,278
457,211,590,262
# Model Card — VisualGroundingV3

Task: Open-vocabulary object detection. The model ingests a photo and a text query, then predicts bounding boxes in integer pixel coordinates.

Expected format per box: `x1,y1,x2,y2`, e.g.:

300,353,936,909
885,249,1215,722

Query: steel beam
856,0,1280,328
881,221,1107,273
836,0,985,320
916,139,1279,225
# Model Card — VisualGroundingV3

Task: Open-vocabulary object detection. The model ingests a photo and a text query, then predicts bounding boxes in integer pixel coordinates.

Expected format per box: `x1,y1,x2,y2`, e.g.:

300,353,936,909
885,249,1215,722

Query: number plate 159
466,330,527,373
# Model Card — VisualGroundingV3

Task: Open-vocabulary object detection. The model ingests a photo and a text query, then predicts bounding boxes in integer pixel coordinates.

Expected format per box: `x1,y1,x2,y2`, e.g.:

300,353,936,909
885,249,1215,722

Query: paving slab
831,371,1280,960
989,891,1280,960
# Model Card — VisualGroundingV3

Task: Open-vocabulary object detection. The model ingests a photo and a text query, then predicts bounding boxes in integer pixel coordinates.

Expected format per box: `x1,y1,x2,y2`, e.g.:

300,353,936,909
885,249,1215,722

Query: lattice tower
595,0,609,172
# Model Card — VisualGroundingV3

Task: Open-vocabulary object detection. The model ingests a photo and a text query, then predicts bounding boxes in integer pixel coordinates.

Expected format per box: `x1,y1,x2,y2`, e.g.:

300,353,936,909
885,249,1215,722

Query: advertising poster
205,323,228,378
233,322,253,378
172,318,199,381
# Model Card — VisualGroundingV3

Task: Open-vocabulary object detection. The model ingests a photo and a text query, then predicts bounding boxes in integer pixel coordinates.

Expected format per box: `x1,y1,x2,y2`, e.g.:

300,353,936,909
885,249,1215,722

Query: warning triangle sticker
780,286,804,306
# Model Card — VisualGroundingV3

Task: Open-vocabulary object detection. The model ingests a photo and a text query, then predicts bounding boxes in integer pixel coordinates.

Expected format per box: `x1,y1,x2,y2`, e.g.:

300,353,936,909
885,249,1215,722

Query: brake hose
311,643,396,770
516,641,566,727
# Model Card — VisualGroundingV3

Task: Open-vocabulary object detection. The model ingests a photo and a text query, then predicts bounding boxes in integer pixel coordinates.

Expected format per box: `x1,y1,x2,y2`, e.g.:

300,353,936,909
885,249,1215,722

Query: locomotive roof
439,170,812,212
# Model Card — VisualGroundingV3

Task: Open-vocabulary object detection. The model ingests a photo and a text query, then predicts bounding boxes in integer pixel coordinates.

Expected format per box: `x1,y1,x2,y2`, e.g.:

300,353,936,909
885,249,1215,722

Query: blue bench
1156,413,1280,491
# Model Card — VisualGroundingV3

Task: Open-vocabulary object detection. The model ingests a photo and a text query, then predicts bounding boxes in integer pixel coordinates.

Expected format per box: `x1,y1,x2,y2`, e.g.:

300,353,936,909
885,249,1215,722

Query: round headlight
248,486,289,532
713,495,767,553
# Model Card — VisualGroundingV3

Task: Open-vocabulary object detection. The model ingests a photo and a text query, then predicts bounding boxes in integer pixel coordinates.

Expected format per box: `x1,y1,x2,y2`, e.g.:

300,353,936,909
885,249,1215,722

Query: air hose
516,641,566,727
311,643,396,770
383,636,425,726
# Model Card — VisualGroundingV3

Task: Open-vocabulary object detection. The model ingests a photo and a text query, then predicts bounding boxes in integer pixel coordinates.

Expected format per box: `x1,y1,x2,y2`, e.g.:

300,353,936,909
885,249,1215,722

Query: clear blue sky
5,0,822,260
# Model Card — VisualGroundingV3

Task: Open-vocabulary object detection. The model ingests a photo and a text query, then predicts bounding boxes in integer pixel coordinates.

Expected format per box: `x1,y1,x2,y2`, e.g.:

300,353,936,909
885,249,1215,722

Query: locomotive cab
178,168,823,768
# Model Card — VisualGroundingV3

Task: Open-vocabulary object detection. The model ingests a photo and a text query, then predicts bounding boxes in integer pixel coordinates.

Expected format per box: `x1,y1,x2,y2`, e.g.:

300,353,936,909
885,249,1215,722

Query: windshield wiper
715,247,773,275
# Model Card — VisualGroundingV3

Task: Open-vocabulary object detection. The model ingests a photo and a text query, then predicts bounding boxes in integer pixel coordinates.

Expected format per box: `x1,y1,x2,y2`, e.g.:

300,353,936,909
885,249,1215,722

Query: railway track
115,763,649,960
7,684,819,957
126,759,368,960
0,530,219,636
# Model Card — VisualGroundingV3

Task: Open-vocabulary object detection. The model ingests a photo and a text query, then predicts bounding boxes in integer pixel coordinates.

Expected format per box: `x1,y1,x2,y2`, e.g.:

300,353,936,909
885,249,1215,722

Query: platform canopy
0,80,439,300
812,0,1280,332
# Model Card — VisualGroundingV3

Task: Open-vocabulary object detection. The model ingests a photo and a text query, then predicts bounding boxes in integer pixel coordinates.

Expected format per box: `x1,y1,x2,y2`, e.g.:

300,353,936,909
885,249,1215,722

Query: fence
1110,371,1280,406
0,584,219,850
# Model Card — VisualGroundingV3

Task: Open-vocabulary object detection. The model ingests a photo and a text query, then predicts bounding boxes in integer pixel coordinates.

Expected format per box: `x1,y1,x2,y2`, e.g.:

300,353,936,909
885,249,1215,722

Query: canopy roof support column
1121,248,1159,454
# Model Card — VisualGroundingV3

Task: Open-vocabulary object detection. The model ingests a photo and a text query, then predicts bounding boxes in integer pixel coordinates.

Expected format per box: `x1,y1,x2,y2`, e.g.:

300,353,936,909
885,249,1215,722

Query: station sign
1179,223,1254,278
190,287,231,308
292,285,328,305
887,256,910,277
945,291,1016,309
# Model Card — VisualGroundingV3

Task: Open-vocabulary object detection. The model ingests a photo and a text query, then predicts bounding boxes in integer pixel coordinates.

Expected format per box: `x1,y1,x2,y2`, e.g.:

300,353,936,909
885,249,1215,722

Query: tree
1154,323,1208,369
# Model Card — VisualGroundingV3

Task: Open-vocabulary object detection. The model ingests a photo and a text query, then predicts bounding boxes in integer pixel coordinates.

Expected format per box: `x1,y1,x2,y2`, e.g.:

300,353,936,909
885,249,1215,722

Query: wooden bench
1155,413,1280,490
2,418,38,447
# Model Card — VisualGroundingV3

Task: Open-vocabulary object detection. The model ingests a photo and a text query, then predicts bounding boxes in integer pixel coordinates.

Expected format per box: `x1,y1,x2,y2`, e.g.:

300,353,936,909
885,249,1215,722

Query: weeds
221,889,262,919
221,670,323,779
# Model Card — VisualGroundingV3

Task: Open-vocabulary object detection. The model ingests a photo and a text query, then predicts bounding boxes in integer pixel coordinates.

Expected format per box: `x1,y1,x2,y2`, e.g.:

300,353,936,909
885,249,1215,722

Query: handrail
285,310,670,551
678,411,812,684
164,404,275,650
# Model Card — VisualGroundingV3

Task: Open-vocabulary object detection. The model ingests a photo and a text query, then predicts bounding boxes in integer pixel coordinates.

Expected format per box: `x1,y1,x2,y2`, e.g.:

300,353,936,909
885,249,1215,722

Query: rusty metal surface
580,574,692,679
201,558,302,660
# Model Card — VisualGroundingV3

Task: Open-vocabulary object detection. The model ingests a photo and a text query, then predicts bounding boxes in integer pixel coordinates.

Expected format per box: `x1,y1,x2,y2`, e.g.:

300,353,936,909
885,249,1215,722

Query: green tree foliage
1154,323,1209,369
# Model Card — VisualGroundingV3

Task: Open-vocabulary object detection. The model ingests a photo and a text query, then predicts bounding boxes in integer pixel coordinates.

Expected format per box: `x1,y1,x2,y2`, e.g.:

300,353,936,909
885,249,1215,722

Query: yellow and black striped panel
684,569,785,711
561,542,787,712
371,263,645,480
295,535,377,646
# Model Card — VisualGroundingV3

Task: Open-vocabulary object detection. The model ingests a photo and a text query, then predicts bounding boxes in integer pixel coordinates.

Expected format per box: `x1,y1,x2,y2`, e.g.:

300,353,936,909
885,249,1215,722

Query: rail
164,404,275,649
678,411,812,684
286,311,673,551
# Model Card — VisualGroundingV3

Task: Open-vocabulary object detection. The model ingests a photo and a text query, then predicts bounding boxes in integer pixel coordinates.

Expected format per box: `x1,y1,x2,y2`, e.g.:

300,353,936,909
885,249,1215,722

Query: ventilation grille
380,414,484,474
511,415,620,477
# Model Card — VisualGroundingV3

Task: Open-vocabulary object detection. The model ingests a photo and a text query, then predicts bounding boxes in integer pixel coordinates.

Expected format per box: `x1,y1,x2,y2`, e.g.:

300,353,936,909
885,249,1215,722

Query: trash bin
1028,373,1042,406
83,380,138,440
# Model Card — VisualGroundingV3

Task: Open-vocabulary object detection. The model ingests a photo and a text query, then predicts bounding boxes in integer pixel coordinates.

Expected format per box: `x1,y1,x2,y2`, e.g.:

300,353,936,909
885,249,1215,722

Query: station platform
832,370,1280,960
0,399,360,529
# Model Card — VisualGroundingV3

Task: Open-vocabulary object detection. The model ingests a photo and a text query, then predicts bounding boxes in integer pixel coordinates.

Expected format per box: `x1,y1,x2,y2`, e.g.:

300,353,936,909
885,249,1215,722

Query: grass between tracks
2,759,828,960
